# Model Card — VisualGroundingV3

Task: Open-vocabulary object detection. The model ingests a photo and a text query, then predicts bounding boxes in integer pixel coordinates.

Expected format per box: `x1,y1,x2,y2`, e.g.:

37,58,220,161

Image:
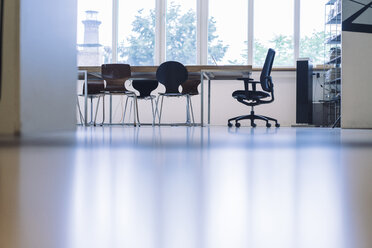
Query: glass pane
166,0,197,65
254,0,294,67
118,0,156,65
208,0,248,65
300,0,325,66
77,0,112,66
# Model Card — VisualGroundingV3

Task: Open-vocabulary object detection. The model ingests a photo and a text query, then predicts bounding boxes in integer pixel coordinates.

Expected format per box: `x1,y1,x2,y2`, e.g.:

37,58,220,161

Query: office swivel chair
101,64,139,126
126,80,159,125
228,48,280,128
156,61,194,125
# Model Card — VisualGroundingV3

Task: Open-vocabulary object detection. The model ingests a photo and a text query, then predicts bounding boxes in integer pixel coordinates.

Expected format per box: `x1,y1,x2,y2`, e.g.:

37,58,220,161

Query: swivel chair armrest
264,76,274,91
237,77,260,92
237,77,254,81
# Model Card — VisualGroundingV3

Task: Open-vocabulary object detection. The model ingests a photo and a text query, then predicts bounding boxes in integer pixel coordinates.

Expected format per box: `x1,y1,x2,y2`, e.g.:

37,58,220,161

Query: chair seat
78,94,102,98
232,90,270,100
127,95,156,100
159,92,187,97
102,90,134,95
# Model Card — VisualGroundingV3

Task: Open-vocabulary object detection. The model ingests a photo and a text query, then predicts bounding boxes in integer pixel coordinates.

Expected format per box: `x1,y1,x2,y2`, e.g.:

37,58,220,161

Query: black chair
156,61,194,125
125,80,159,125
228,48,280,128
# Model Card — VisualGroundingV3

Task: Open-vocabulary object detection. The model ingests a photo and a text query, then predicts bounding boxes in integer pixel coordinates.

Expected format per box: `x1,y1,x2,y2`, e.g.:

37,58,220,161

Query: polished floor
1,126,372,248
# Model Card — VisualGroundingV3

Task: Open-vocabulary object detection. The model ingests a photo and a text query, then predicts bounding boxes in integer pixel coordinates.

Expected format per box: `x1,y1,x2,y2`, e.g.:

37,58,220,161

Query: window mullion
197,0,208,64
248,0,254,65
112,0,118,63
155,0,166,64
294,0,300,63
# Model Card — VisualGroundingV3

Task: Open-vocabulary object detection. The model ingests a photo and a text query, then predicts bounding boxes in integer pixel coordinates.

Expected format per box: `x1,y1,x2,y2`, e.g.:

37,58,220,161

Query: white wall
342,31,372,129
80,71,298,127
20,0,77,133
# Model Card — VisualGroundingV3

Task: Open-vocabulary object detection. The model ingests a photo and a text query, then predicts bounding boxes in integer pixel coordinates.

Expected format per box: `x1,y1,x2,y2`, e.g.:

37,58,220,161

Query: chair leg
155,95,161,124
101,95,105,126
128,98,133,125
256,114,279,125
76,97,84,125
134,95,140,127
131,97,136,126
186,95,191,125
159,95,164,124
151,98,156,126
123,96,129,125
189,96,195,124
94,96,101,126
90,97,94,124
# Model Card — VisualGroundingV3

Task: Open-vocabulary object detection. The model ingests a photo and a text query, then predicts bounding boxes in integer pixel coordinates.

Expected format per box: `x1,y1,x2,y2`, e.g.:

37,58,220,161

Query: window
208,0,248,65
76,0,325,68
77,0,112,66
117,0,156,65
253,0,294,67
165,0,197,65
300,0,325,65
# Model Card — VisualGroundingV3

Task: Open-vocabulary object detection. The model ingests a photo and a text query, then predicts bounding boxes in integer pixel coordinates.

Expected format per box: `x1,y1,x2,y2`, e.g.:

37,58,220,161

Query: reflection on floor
1,127,372,248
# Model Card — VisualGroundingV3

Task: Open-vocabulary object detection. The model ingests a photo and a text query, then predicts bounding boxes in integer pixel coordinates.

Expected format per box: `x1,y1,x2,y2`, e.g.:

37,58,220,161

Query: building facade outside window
77,0,112,66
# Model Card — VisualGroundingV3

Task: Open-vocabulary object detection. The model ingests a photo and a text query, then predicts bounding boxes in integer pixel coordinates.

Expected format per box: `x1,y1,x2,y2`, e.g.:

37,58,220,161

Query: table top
79,65,252,73
78,65,253,81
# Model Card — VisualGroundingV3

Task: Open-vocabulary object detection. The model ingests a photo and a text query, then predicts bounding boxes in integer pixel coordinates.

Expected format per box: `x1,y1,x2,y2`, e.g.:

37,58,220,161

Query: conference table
78,65,252,126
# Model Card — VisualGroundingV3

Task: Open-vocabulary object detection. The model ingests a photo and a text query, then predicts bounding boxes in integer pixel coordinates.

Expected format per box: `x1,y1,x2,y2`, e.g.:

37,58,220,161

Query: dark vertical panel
296,60,313,124
0,0,3,100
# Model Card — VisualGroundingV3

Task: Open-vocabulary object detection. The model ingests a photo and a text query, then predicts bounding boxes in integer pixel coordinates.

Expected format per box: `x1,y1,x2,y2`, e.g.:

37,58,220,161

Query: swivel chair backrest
156,61,188,94
101,64,131,92
260,49,276,92
132,80,159,98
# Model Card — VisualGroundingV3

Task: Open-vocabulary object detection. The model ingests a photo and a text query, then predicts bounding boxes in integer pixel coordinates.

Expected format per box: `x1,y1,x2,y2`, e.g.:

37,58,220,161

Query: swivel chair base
228,110,280,128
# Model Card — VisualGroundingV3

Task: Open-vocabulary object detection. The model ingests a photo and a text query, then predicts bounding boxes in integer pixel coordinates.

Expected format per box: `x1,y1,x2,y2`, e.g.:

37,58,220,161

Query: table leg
208,79,211,125
110,94,112,125
200,72,204,127
84,71,88,126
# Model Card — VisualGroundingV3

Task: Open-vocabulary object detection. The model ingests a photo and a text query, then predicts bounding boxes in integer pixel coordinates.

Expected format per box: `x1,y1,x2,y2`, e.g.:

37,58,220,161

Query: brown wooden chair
181,79,201,124
77,73,105,126
101,64,139,126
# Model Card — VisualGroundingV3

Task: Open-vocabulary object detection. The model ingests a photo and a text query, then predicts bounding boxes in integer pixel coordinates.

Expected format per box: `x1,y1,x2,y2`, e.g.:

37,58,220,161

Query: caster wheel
235,122,241,128
251,123,257,128
266,123,271,128
228,122,233,127
275,123,280,128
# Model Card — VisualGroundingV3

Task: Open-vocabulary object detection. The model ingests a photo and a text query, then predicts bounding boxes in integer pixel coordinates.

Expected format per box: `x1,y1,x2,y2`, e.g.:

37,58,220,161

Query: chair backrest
83,79,105,95
82,73,104,95
260,48,276,92
156,61,188,94
132,80,159,97
181,80,200,95
101,64,131,91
